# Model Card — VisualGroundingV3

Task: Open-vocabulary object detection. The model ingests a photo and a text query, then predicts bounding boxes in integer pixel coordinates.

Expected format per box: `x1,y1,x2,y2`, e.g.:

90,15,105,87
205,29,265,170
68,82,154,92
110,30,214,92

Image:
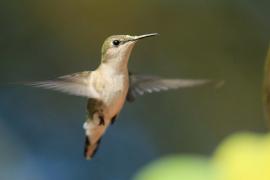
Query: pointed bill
133,33,159,41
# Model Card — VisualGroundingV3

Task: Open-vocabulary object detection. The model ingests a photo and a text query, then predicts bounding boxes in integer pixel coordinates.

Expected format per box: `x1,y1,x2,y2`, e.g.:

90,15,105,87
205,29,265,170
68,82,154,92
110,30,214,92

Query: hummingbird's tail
84,135,102,159
83,114,109,160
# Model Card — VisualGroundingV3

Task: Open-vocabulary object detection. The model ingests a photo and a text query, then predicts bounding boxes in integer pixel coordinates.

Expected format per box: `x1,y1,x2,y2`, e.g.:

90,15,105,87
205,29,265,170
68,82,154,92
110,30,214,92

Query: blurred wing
127,74,217,102
26,71,99,98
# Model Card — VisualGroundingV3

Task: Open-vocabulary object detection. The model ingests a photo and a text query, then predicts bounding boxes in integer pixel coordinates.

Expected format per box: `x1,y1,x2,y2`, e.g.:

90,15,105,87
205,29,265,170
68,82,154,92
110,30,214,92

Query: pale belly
96,73,129,119
103,86,128,118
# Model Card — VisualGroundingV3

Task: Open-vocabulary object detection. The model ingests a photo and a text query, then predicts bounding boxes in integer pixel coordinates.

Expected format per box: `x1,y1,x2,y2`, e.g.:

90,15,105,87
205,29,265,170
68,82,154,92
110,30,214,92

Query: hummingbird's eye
112,40,120,46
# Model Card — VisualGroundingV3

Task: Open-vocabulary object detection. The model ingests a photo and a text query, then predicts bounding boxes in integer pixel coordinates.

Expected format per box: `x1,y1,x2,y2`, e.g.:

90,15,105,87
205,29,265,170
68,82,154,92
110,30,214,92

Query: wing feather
127,73,220,102
26,71,99,98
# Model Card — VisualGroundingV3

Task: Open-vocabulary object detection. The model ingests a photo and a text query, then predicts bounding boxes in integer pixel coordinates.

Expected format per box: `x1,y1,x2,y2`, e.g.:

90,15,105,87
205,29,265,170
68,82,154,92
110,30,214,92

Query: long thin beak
132,33,159,41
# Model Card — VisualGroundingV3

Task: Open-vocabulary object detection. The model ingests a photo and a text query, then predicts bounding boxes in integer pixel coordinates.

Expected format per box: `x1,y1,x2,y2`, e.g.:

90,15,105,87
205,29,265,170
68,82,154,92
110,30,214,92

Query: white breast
92,64,129,116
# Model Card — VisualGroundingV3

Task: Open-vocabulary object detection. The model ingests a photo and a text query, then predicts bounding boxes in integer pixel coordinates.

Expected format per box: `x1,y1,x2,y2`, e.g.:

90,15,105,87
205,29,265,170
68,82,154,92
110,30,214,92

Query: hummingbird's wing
26,71,100,98
127,73,220,102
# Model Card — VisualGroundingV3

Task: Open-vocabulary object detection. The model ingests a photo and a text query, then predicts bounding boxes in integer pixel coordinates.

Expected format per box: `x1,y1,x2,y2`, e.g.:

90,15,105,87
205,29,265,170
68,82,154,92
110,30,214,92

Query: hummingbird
27,33,217,159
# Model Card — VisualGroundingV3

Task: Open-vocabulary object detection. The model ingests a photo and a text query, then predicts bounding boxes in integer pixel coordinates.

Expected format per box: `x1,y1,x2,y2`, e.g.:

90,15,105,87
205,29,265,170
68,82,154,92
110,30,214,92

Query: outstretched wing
26,71,99,98
127,73,219,102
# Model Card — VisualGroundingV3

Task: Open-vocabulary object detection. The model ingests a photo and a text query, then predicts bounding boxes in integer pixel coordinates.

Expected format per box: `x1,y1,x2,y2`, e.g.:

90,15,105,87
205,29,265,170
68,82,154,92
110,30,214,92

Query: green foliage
134,133,270,180
133,155,214,180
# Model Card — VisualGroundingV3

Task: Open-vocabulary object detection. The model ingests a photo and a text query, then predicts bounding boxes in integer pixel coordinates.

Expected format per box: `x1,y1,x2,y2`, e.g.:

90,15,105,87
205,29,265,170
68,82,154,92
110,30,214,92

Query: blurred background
0,0,270,179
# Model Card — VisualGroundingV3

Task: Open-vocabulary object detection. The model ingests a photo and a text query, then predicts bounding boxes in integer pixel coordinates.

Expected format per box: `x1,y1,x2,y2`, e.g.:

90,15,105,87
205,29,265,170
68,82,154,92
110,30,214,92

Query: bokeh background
0,0,270,179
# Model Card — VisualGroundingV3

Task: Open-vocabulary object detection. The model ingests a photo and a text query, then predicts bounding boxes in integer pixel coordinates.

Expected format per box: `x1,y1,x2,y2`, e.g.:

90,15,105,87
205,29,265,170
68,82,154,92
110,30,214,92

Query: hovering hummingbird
28,33,217,159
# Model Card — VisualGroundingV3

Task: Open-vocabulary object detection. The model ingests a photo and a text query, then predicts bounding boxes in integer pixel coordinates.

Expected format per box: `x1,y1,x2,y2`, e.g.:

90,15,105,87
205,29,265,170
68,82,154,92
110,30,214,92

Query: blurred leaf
133,155,214,180
213,132,270,180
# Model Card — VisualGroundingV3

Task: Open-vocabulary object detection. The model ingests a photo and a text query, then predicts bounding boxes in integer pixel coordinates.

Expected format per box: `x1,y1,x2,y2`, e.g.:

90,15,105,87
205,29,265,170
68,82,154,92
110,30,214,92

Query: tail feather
84,136,102,160
83,113,109,160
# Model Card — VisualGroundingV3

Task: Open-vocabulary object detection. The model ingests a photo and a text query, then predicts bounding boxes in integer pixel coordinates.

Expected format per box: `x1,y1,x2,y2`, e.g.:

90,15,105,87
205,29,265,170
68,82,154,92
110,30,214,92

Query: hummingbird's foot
91,111,105,126
98,115,105,126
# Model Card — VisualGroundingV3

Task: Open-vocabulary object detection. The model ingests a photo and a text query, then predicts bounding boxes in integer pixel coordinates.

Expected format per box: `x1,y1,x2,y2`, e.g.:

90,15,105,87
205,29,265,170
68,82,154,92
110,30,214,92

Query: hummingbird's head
101,33,158,66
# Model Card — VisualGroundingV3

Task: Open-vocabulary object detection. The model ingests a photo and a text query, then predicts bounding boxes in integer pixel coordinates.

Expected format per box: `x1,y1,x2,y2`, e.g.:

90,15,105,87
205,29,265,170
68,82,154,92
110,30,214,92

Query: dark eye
112,40,120,46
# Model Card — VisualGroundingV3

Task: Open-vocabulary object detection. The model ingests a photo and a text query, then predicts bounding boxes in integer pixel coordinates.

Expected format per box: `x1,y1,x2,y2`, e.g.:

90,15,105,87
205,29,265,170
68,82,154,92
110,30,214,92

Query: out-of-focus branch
263,45,270,127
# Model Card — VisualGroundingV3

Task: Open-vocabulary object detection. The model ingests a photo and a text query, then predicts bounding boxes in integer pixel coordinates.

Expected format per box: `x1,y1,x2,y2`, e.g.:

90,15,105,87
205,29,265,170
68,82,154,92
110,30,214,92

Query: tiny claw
98,115,105,126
